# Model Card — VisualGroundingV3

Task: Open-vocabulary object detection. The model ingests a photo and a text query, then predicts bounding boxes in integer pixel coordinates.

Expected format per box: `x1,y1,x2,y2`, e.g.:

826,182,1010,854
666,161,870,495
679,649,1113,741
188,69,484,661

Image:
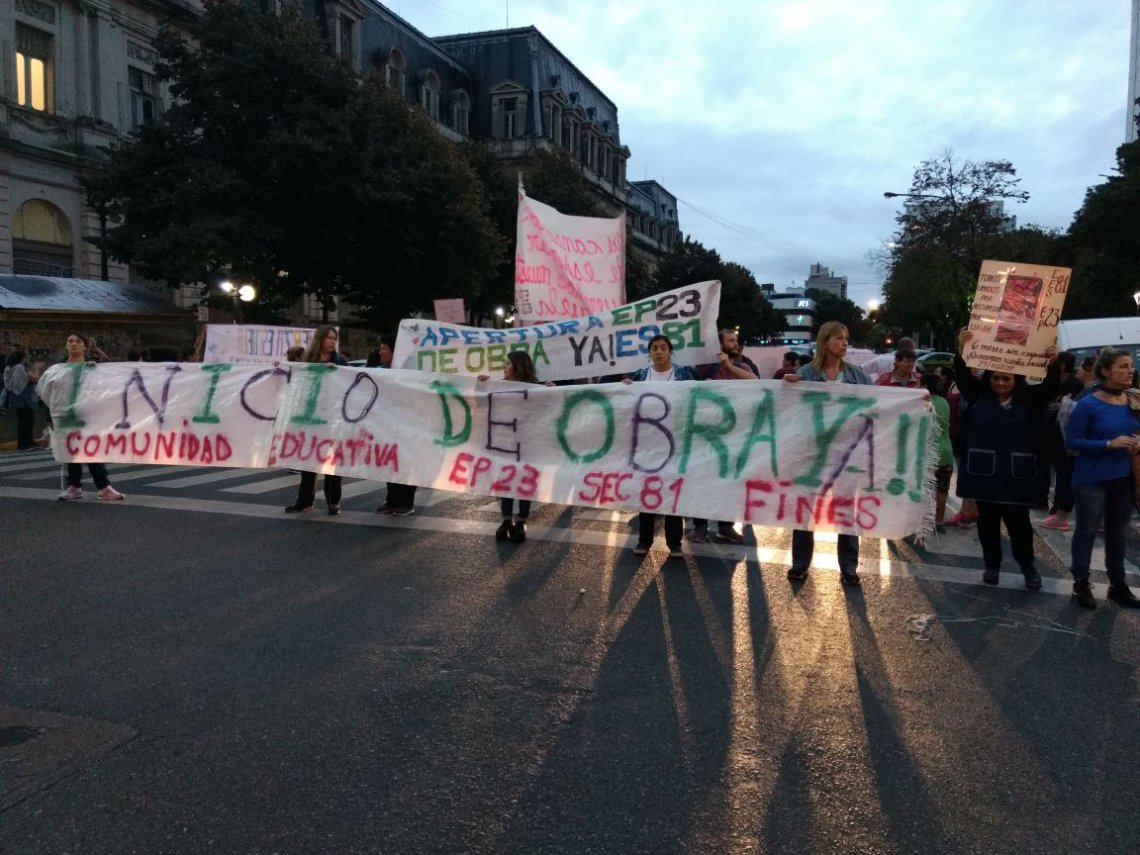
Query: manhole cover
0,725,43,747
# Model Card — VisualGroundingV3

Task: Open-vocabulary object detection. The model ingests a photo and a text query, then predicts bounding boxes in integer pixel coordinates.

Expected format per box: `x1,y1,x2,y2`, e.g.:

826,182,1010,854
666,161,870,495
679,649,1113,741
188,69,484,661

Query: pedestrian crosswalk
4,447,1140,597
0,448,485,511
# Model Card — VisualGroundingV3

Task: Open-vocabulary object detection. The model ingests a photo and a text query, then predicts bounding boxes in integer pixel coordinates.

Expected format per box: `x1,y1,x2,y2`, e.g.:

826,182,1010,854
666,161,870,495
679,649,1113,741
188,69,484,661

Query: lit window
15,24,54,114
129,67,159,129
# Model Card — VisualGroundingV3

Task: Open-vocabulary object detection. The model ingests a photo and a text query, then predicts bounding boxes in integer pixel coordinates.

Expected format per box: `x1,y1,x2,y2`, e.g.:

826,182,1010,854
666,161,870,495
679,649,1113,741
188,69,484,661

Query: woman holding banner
624,334,695,559
782,321,872,586
954,329,1058,590
478,351,545,543
285,325,347,516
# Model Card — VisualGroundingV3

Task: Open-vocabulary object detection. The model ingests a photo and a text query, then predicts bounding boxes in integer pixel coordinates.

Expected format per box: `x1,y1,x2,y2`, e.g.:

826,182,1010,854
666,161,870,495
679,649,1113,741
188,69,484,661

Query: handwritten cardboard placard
39,361,933,539
432,298,466,325
515,187,626,324
965,260,1071,379
393,282,721,381
203,324,318,364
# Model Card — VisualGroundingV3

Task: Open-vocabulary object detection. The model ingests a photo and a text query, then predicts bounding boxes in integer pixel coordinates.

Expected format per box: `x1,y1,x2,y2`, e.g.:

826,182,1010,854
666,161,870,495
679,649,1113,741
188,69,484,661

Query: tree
804,288,870,345
84,1,503,329
880,151,1030,348
1064,137,1140,318
651,237,782,342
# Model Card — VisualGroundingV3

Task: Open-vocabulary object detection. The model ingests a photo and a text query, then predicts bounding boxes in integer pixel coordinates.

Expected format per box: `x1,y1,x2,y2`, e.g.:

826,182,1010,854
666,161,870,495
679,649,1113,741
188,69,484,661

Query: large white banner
39,362,933,538
393,282,721,381
203,324,317,364
515,187,626,324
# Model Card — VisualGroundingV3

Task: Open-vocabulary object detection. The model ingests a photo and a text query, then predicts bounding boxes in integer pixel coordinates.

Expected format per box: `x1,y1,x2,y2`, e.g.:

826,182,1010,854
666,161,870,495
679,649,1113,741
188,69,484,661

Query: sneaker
97,485,125,501
688,527,709,544
1041,514,1070,531
715,528,745,544
495,519,514,541
510,520,527,543
58,485,83,502
633,544,650,556
1072,579,1097,610
327,504,340,516
390,507,415,517
945,512,976,528
668,548,684,559
983,567,1000,585
786,566,808,581
1022,566,1042,590
376,503,394,514
840,570,862,587
1107,584,1140,608
284,503,313,513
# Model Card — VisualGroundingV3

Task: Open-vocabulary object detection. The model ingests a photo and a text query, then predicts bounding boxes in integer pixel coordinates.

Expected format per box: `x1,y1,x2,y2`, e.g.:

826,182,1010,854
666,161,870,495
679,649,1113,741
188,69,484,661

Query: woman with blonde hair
782,321,873,586
285,325,347,515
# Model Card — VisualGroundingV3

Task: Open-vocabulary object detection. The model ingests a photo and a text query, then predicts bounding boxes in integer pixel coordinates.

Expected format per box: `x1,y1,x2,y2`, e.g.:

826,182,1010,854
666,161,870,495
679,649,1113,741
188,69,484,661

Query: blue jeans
1070,478,1134,584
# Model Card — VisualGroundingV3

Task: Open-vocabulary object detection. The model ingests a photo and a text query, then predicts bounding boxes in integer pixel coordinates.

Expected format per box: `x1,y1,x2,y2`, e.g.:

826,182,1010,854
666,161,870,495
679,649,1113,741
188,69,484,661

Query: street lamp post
220,280,256,324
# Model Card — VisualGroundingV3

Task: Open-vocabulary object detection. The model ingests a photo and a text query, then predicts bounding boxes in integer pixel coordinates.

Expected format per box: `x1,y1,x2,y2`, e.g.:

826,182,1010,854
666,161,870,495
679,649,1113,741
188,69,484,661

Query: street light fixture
1133,291,1140,315
220,280,256,324
883,191,942,200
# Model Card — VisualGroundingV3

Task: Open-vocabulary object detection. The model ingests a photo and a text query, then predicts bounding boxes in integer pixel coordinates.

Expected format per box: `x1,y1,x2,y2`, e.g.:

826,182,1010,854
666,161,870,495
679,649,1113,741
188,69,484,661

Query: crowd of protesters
9,318,1140,611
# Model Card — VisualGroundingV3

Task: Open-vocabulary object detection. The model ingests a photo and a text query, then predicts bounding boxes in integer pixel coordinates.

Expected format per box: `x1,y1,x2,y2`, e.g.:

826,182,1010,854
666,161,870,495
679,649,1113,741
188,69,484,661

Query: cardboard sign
965,260,1070,378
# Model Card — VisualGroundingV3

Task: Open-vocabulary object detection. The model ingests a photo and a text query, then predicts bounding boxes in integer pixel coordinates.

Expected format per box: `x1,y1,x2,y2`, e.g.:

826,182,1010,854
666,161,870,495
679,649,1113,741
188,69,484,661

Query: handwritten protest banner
203,324,318,364
515,186,626,324
393,282,721,381
39,361,933,538
965,260,1071,379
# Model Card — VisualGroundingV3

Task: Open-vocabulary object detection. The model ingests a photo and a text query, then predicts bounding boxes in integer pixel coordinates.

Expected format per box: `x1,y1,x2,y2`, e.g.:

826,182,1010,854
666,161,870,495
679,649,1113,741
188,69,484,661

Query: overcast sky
388,0,1132,309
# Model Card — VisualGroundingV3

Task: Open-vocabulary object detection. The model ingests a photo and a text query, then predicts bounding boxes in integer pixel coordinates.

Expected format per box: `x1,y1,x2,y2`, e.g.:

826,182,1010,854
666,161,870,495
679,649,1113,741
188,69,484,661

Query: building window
385,49,406,98
12,199,73,276
502,97,519,138
15,24,54,114
129,67,159,129
339,15,353,62
451,90,470,135
420,71,440,120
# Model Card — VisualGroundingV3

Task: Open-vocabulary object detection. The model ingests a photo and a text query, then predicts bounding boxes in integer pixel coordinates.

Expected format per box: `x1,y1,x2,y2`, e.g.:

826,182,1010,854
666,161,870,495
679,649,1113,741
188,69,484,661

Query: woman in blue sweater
1065,347,1140,609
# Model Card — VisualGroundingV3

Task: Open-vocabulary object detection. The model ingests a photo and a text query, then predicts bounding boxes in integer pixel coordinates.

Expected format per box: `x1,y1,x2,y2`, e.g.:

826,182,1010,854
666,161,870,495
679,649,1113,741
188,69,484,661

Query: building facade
2,1,681,341
803,262,847,300
761,283,816,345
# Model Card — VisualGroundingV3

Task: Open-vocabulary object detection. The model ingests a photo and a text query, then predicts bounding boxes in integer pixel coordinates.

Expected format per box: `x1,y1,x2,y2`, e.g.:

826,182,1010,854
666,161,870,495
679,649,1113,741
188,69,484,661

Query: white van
1057,317,1140,364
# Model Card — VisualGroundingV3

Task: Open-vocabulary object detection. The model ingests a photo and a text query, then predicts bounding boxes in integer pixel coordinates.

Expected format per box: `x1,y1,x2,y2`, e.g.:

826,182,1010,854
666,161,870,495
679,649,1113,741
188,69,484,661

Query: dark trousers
500,498,532,519
1071,478,1134,584
1053,455,1074,513
792,529,860,575
15,405,34,449
295,471,342,508
638,513,683,550
67,462,110,490
386,482,417,509
976,501,1034,571
691,518,733,533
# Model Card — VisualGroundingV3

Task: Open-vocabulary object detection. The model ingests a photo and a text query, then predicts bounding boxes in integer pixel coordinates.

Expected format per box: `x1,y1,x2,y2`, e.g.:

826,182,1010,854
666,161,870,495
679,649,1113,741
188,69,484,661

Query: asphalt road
2,450,1140,854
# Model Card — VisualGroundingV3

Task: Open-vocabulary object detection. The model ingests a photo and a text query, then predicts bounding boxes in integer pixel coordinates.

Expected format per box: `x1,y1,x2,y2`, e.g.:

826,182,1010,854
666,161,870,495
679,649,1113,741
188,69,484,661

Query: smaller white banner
393,282,722,381
203,324,318,364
